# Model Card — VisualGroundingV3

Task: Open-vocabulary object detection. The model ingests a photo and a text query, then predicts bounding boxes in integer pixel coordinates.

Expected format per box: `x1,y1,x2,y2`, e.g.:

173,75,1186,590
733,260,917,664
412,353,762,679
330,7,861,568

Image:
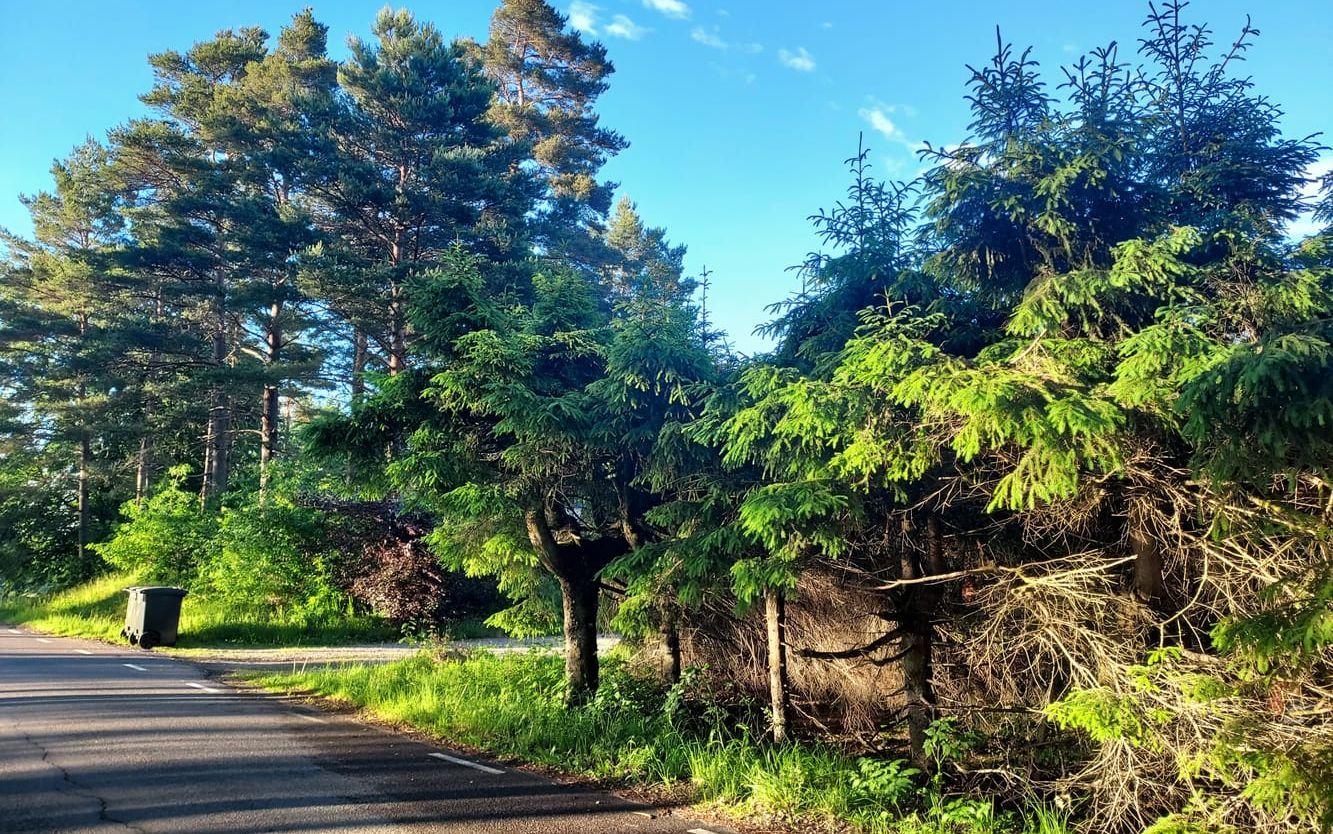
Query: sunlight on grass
0,572,397,648
247,652,1067,834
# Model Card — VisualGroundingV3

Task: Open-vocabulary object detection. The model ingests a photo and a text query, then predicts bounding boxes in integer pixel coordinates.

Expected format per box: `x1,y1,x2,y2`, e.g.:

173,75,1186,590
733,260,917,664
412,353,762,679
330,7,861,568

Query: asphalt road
0,627,730,834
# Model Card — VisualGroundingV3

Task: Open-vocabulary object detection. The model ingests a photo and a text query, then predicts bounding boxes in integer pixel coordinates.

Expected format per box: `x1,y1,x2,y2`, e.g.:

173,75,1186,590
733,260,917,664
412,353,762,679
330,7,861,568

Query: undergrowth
247,652,1070,834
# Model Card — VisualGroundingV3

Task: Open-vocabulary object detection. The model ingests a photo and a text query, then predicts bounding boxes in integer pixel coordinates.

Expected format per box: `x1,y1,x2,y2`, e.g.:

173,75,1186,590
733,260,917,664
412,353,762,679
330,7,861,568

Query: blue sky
2,0,1330,352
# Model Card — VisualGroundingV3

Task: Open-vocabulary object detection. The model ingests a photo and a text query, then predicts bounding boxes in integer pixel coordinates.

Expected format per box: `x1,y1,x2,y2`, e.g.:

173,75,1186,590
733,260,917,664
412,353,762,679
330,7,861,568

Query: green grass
0,572,398,648
246,652,1069,834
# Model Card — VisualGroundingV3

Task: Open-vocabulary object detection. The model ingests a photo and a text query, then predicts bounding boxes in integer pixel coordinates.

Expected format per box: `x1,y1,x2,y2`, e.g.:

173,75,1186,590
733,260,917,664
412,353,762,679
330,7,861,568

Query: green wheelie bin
122,586,187,649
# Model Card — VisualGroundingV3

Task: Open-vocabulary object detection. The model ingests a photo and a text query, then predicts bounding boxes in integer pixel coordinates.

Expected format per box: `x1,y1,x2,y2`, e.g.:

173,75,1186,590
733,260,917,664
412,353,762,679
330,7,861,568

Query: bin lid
135,586,188,597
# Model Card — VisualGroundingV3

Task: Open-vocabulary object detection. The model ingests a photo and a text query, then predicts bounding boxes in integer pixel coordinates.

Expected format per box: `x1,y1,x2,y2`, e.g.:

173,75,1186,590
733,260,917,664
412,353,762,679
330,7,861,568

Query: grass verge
246,651,1070,834
0,572,399,647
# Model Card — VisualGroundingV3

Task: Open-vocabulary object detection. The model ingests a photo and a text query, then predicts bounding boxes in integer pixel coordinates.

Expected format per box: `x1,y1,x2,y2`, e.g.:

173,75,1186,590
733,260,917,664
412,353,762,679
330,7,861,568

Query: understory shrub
92,466,216,585
251,651,1060,833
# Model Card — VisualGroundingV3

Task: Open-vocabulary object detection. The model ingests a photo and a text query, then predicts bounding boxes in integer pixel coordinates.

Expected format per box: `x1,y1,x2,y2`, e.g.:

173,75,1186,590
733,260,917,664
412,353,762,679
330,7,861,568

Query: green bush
199,494,349,626
92,466,216,585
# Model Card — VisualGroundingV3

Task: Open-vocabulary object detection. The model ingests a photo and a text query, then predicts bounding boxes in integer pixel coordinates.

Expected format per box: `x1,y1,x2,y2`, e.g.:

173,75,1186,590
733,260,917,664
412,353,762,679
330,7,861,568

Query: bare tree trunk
74,313,90,568
1129,498,1167,607
135,433,152,505
765,587,790,743
200,289,230,507
388,283,406,375
259,301,282,495
560,575,600,705
901,513,947,767
77,429,90,569
351,328,368,405
661,601,682,684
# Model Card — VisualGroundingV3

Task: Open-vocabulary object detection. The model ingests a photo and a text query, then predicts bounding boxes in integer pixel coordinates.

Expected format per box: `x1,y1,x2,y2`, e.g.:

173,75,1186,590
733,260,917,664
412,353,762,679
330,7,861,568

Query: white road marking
74,649,93,655
6,628,19,634
122,663,148,672
687,829,720,834
427,752,504,775
293,712,325,723
631,811,655,818
35,638,52,644
185,682,223,694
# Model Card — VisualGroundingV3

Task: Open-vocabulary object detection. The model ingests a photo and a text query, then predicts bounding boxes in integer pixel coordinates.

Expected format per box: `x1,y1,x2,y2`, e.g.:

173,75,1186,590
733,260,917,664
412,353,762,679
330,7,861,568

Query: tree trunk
77,430,90,569
351,328,368,404
661,601,682,684
1129,499,1167,607
388,284,407,375
135,433,152,506
200,292,230,507
901,513,946,767
259,302,282,495
75,313,90,569
765,587,790,743
560,575,600,705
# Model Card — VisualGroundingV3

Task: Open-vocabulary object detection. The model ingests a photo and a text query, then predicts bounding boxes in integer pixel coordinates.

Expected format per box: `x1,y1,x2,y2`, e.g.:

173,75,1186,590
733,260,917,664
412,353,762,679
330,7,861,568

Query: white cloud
858,104,921,153
605,14,648,40
568,1,598,34
821,21,833,30
778,46,815,72
643,0,691,18
691,26,727,49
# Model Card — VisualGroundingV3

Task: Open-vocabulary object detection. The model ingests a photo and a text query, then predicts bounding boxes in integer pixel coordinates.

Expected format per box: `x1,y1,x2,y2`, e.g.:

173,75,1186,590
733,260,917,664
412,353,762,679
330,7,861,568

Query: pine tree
0,141,134,572
305,8,535,380
474,0,627,264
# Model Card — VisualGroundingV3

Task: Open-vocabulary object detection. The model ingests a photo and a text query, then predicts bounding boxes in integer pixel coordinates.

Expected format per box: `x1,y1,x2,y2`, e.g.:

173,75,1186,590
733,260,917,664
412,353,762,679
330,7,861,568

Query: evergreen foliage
2,3,1330,832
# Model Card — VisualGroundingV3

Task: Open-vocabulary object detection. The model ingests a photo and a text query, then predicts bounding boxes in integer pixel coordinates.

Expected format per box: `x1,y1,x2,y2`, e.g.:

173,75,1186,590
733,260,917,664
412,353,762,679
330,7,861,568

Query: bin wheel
138,630,160,650
127,632,138,646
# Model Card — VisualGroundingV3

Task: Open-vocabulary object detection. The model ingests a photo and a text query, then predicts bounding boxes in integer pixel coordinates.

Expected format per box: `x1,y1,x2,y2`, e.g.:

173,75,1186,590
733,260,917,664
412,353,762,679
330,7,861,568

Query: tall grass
249,652,1068,834
0,572,397,647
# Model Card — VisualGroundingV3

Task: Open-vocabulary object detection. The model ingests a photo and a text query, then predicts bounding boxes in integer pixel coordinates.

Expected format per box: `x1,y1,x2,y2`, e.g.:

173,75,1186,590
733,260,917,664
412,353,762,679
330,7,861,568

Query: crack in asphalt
2,714,148,833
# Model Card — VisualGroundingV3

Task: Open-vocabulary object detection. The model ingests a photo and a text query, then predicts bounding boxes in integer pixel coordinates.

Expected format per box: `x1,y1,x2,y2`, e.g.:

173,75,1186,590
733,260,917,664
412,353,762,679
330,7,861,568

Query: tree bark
351,328,368,405
259,301,282,495
560,574,600,705
77,429,90,569
765,586,790,743
661,601,682,684
75,313,89,569
135,433,152,506
1129,499,1168,607
900,513,947,767
388,284,407,375
200,290,230,507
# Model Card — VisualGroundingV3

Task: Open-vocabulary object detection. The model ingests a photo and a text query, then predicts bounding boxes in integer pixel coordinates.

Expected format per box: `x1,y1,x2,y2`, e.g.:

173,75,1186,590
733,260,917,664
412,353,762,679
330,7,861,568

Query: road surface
0,626,729,834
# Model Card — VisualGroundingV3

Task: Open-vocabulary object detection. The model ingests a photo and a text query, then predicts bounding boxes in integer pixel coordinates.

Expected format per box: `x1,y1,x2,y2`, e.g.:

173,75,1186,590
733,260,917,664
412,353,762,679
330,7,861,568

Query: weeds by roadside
247,651,1070,834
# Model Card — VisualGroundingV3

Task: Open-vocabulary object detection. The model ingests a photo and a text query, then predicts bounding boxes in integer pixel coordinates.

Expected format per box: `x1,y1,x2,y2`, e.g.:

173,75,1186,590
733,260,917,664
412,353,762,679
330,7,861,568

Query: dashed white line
6,628,19,634
185,682,223,694
427,752,504,775
687,829,720,834
630,810,655,818
122,663,148,672
74,649,93,655
293,712,325,724
35,638,52,644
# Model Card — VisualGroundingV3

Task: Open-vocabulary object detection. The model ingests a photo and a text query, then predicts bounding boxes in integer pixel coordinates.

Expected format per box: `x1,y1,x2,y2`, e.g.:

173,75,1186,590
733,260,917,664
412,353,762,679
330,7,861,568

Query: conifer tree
305,8,534,381
0,141,130,571
474,0,627,264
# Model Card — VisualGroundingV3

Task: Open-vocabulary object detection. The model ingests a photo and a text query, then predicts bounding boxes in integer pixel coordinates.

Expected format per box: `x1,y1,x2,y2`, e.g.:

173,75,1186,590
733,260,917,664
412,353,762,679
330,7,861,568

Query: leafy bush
92,466,216,585
198,494,350,626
